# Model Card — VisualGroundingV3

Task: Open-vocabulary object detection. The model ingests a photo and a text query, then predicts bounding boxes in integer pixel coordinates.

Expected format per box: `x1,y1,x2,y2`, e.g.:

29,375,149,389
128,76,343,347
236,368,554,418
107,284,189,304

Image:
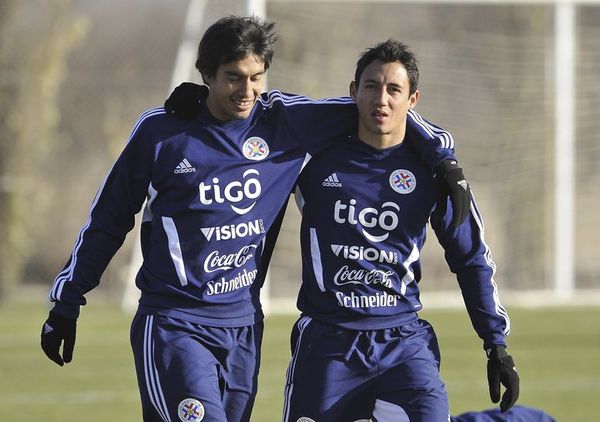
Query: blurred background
0,0,598,306
0,0,599,420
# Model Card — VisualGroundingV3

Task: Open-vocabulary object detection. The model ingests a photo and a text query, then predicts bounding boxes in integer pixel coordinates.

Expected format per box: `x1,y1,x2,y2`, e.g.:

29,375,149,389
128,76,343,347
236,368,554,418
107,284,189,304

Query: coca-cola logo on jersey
333,265,394,288
199,169,261,215
203,244,258,273
333,200,400,243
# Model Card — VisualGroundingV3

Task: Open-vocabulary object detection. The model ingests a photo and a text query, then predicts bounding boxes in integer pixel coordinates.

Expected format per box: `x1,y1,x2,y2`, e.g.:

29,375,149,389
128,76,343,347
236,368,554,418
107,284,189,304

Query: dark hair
195,16,278,83
354,40,419,95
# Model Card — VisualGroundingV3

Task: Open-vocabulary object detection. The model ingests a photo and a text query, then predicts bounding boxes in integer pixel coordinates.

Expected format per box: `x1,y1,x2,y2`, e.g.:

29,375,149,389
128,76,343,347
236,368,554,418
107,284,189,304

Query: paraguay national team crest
390,169,417,194
243,136,269,161
178,398,205,422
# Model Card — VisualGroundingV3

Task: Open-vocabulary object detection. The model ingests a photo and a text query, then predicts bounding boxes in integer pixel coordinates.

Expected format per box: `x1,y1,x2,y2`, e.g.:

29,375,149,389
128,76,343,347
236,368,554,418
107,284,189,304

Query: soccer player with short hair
40,17,468,422
282,40,519,421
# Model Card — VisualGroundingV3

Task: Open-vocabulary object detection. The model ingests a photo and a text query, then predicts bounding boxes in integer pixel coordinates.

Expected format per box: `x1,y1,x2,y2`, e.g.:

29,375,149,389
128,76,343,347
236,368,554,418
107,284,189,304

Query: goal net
261,0,600,310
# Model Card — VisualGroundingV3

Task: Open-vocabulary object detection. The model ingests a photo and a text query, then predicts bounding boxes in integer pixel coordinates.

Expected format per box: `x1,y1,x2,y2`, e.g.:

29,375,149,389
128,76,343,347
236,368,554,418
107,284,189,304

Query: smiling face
204,54,266,121
350,59,419,149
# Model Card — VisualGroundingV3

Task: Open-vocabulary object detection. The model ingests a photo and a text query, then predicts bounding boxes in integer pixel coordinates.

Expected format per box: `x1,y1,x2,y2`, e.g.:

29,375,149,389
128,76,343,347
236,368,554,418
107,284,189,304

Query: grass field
1,302,599,421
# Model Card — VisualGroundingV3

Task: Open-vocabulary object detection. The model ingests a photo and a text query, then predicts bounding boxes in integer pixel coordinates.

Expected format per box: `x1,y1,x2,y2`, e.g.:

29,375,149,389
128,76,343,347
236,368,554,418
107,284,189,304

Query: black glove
486,345,519,412
164,82,208,120
41,310,77,366
436,159,471,229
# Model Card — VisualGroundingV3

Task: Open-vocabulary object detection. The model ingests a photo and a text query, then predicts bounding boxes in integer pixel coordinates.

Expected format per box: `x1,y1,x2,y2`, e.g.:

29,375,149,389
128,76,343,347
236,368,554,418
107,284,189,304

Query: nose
375,86,388,106
239,78,254,98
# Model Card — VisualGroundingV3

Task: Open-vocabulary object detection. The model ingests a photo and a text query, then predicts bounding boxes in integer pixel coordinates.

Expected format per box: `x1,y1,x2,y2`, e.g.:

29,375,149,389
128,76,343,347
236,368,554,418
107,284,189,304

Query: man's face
205,54,265,121
350,60,419,145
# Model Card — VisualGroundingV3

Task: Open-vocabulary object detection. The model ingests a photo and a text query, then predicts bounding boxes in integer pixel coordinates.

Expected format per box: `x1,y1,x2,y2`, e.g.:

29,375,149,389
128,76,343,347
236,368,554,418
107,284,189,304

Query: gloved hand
164,82,208,119
486,345,520,412
436,159,471,229
41,310,77,366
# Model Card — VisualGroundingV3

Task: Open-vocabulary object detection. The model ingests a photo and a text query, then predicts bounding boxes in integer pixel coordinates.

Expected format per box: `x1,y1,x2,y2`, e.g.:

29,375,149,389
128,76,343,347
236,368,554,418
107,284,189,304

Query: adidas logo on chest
322,173,342,188
174,158,196,174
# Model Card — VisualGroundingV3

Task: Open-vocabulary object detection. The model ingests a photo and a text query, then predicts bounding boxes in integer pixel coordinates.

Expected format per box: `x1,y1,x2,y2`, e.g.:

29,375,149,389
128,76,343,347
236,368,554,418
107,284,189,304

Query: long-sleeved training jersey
48,91,456,327
295,134,509,347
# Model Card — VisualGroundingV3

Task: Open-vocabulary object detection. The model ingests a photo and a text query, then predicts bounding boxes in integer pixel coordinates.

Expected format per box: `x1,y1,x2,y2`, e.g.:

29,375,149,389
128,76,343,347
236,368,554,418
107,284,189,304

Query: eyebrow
363,78,403,89
224,70,265,78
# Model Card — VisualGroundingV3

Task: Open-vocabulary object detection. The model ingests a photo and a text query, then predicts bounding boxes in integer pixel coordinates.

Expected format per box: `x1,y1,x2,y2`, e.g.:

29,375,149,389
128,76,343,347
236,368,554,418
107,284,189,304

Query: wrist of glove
41,310,77,366
164,82,208,120
486,345,520,412
436,159,471,229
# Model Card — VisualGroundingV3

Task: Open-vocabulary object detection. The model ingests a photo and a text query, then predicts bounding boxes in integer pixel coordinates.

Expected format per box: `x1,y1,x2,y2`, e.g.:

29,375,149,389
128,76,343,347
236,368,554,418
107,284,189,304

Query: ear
202,73,213,87
349,81,358,100
409,89,420,109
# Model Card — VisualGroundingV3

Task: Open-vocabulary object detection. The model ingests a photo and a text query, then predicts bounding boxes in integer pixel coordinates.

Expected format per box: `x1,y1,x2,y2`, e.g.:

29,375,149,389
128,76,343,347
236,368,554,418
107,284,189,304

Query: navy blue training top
296,134,509,347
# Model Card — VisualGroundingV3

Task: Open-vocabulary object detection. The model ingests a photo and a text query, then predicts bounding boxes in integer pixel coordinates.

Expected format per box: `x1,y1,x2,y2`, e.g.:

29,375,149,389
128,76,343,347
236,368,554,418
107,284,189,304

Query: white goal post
121,0,209,312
